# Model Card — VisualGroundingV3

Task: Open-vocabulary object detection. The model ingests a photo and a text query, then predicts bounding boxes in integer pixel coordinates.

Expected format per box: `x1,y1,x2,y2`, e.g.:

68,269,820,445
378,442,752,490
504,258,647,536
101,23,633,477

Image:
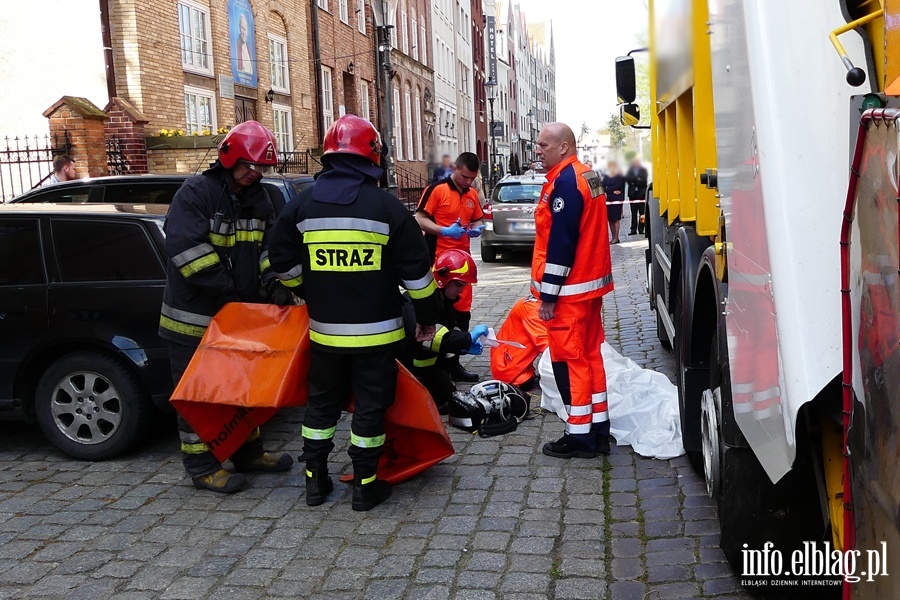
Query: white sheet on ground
538,343,685,459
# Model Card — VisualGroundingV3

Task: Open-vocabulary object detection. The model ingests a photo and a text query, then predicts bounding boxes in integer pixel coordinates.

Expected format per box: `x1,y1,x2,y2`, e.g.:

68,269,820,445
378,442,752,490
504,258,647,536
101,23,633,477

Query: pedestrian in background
432,154,453,183
625,157,648,235
268,115,440,511
532,122,614,459
603,161,625,244
44,155,77,185
160,121,293,493
415,152,485,383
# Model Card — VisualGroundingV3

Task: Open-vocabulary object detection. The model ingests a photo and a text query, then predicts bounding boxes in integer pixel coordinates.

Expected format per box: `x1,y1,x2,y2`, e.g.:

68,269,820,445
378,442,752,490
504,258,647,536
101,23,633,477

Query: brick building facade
107,0,316,171
308,0,378,145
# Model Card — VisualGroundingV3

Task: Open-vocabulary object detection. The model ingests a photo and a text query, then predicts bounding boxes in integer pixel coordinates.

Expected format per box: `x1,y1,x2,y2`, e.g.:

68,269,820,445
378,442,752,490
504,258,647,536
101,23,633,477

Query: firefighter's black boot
351,473,391,512
233,452,294,473
305,462,333,507
449,356,479,383
593,420,611,455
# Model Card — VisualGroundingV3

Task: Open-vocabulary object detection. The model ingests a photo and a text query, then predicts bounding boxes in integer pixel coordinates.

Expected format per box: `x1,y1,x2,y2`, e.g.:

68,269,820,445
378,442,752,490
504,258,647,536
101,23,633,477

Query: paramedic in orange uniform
489,296,548,390
532,123,614,458
415,152,485,382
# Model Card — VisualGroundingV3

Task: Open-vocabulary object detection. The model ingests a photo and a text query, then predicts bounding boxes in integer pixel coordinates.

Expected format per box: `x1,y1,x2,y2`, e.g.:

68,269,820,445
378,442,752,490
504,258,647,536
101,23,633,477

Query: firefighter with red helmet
401,249,490,413
267,114,440,511
160,120,294,493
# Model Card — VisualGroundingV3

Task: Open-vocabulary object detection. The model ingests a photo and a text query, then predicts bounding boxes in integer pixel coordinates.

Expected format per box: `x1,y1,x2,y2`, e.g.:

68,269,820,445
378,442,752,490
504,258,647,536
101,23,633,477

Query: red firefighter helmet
218,121,278,173
434,249,478,287
323,115,382,165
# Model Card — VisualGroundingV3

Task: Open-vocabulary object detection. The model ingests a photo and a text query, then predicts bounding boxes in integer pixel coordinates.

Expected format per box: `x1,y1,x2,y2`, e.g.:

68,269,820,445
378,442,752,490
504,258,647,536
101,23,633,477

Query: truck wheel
34,351,153,460
673,291,702,471
481,242,497,263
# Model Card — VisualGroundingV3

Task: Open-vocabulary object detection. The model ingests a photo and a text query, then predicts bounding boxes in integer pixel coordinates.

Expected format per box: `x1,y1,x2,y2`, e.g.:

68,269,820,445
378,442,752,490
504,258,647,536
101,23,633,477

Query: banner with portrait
229,0,257,87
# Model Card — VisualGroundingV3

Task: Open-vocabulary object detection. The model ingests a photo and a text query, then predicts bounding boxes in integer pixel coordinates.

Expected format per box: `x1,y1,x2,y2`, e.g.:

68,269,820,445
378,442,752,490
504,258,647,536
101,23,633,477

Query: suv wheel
481,241,498,263
35,351,153,460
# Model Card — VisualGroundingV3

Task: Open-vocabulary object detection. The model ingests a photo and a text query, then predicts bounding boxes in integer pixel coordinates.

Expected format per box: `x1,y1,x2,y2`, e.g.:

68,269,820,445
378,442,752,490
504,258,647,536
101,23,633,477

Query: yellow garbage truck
616,0,898,595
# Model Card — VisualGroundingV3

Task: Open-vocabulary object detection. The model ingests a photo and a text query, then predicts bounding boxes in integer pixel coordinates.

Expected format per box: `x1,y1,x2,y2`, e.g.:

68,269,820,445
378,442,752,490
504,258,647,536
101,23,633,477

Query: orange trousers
490,297,548,386
547,297,608,435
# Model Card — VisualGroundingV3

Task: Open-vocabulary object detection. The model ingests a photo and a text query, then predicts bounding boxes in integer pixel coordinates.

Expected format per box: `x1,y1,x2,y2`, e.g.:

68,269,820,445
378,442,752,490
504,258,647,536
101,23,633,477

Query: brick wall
103,98,149,174
108,0,315,163
43,97,109,178
308,1,378,145
147,147,217,174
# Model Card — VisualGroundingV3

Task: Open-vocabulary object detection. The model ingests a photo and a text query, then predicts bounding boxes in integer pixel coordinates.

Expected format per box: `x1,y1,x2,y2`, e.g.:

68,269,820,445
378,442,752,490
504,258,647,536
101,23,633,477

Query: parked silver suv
480,171,546,262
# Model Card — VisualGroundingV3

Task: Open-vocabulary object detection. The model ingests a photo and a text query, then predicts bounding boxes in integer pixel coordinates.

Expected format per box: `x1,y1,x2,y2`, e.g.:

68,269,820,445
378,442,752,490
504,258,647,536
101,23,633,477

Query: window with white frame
268,34,289,94
392,88,403,161
272,104,293,153
400,9,408,54
339,0,349,23
184,86,216,134
388,2,396,48
357,0,366,33
178,0,212,74
410,13,418,60
359,80,370,122
420,24,427,65
404,88,413,161
317,0,329,10
415,91,423,160
321,66,334,131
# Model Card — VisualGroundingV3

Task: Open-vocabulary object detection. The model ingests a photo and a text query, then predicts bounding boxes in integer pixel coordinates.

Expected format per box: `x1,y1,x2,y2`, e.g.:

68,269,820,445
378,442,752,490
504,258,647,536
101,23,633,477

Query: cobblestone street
0,236,756,599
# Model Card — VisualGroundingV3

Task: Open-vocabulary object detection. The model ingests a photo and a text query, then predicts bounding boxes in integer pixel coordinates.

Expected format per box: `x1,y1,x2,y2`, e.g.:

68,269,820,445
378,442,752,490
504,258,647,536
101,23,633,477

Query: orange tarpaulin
170,303,454,484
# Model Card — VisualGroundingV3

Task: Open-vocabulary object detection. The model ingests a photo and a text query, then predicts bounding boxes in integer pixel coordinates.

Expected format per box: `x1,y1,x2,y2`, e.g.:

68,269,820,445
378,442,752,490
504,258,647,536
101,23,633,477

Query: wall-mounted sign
486,16,498,85
491,121,504,138
219,75,235,100
229,0,257,88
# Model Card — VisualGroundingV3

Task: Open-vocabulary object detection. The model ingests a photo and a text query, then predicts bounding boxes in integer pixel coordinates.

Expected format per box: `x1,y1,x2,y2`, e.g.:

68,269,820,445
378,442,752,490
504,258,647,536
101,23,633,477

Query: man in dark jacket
401,249,489,413
268,115,441,511
624,157,649,235
160,121,293,493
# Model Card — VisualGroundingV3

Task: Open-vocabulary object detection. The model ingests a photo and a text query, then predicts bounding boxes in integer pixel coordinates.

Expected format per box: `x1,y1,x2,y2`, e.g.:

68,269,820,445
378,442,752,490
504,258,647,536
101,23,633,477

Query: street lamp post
486,80,498,194
526,109,535,166
371,0,398,193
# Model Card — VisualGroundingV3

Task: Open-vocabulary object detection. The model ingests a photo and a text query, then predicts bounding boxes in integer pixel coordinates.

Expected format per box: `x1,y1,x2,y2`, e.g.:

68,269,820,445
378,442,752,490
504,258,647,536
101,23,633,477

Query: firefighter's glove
469,324,489,341
266,279,295,306
465,338,484,355
466,225,485,238
440,219,466,239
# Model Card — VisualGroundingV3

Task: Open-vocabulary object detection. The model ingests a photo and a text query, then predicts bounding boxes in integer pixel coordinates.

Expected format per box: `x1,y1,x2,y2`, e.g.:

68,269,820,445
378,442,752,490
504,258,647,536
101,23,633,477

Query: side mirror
620,103,640,127
616,56,636,104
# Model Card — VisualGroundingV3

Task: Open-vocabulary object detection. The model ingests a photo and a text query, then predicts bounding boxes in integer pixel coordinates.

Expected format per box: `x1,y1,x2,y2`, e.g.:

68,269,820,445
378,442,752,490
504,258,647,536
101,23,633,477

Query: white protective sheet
538,343,685,459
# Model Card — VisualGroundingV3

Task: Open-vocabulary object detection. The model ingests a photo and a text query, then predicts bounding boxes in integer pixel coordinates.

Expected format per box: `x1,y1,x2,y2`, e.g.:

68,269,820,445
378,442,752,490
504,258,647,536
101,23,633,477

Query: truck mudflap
841,108,900,599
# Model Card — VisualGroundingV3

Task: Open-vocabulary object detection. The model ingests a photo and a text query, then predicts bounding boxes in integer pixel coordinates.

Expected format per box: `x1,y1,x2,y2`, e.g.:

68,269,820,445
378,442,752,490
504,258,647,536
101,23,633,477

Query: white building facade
431,0,458,159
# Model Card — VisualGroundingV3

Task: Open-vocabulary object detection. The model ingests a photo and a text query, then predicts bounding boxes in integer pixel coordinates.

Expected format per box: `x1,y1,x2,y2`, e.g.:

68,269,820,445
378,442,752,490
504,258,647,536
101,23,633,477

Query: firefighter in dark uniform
402,249,489,413
160,120,294,493
267,115,440,511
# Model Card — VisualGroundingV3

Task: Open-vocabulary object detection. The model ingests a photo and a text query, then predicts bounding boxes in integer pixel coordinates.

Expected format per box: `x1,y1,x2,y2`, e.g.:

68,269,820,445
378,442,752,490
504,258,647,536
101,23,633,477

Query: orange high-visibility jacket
531,155,613,304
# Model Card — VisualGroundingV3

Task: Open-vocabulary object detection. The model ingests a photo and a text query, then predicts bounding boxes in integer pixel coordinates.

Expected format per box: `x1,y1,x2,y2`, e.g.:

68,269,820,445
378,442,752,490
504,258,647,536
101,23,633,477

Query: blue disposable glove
469,324,489,341
466,339,484,355
466,224,485,238
440,218,466,239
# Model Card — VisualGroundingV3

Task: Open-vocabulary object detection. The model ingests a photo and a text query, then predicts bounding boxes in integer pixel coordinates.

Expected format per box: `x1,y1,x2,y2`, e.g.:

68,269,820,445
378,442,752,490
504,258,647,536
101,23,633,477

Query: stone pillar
104,97,150,174
43,97,109,179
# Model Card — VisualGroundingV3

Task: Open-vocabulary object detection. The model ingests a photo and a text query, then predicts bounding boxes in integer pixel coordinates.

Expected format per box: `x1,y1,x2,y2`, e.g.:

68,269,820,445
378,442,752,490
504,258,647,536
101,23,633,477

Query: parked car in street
0,203,173,460
480,171,546,262
10,172,315,212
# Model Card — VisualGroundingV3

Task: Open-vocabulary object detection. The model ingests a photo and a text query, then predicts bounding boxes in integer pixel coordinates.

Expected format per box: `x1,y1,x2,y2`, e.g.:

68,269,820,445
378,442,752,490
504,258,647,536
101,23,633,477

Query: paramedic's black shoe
593,421,612,455
542,434,597,459
192,469,249,493
450,364,479,382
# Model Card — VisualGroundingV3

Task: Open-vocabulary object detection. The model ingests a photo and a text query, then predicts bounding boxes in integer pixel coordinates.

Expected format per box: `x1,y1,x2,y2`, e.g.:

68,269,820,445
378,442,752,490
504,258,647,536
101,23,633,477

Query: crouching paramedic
532,122,614,459
402,250,489,413
489,296,548,391
267,115,440,511
160,120,294,493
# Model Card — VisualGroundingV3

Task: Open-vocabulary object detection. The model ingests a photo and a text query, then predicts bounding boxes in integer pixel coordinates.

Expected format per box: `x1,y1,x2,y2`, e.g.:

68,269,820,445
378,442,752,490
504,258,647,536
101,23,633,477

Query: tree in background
605,114,627,150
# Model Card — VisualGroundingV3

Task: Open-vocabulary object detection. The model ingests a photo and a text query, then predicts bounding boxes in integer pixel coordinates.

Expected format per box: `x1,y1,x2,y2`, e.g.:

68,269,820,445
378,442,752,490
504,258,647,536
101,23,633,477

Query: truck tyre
34,351,153,460
673,290,702,471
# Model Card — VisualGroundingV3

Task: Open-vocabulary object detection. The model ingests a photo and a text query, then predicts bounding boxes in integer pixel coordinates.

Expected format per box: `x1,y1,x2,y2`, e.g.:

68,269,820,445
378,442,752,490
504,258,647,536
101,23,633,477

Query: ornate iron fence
106,136,131,176
394,162,428,212
277,151,311,174
0,132,70,202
